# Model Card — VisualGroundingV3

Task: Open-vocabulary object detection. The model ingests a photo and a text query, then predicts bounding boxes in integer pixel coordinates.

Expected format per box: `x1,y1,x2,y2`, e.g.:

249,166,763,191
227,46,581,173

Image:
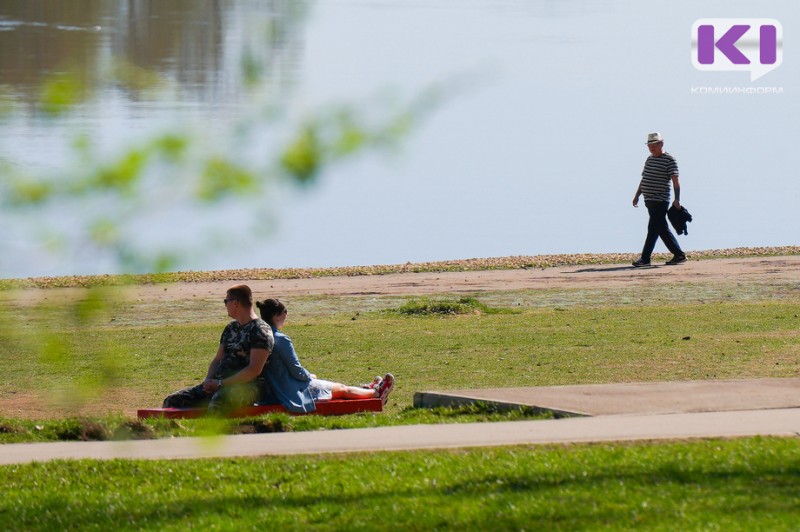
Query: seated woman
256,298,394,414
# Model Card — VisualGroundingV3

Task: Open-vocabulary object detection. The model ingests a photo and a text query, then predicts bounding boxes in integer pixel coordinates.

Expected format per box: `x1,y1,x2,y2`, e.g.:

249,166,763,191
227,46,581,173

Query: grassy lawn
1,265,799,528
2,438,799,530
2,285,799,420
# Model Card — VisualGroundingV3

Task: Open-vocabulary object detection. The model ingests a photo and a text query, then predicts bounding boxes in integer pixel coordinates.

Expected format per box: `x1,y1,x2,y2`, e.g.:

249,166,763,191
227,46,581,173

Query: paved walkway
413,377,800,417
2,378,799,465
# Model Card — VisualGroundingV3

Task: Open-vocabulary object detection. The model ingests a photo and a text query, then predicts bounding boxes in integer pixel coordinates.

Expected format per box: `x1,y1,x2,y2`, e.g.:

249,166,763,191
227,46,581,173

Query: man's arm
206,348,270,391
221,348,270,385
632,183,642,207
201,344,225,392
204,344,224,380
671,175,680,209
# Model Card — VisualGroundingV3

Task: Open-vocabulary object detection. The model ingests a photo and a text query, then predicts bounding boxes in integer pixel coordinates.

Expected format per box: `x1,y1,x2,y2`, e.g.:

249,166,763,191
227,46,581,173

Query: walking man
632,132,687,267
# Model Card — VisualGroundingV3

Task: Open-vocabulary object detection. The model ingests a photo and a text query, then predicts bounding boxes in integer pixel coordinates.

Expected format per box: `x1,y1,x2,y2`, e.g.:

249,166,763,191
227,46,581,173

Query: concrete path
414,378,800,417
2,408,799,465
2,378,799,465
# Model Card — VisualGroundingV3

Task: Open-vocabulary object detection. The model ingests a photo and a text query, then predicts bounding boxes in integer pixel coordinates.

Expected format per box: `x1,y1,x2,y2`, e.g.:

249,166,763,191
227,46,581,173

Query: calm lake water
1,0,798,278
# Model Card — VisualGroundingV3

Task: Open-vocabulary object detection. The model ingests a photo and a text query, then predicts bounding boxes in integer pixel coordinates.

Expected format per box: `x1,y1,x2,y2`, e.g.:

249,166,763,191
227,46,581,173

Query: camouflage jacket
216,318,274,379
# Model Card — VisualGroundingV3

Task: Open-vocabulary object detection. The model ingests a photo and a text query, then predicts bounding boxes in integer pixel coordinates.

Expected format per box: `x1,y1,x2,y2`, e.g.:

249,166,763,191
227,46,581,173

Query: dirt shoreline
96,255,800,300
3,255,797,305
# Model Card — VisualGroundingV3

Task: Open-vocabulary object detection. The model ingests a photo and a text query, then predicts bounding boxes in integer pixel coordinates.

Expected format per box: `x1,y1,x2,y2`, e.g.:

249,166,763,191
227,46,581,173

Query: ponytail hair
256,298,286,326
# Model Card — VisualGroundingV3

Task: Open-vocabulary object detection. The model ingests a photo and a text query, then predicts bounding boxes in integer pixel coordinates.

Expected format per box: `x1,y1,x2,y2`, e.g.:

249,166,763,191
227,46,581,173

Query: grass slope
3,298,799,420
2,438,799,530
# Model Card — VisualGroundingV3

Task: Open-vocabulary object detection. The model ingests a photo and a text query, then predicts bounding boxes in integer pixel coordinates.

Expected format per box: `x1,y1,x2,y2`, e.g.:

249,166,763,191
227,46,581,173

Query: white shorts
308,379,335,402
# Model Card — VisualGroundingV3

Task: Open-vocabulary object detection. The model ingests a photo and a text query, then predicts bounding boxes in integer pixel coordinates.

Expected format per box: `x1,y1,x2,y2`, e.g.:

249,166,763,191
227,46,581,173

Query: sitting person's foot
374,373,395,403
362,375,382,389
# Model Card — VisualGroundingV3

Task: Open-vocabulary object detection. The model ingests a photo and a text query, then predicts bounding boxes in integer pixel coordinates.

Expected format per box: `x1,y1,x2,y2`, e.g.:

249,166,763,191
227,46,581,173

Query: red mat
137,397,383,419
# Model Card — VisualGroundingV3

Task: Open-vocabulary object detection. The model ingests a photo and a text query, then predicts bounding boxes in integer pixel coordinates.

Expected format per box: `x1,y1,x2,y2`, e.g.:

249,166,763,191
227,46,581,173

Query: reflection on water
0,0,106,100
0,0,315,278
0,0,307,111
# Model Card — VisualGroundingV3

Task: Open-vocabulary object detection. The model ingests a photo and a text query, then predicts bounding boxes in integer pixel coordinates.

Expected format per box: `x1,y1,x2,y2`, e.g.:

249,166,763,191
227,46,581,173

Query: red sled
137,397,383,420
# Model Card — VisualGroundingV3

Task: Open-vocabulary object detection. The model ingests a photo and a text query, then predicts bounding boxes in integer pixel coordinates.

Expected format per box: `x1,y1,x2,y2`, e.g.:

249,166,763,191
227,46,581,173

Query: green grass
2,438,799,530
3,296,798,421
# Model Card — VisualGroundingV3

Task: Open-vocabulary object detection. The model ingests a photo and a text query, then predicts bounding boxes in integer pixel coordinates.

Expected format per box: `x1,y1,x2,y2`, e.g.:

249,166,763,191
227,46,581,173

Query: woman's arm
281,336,313,382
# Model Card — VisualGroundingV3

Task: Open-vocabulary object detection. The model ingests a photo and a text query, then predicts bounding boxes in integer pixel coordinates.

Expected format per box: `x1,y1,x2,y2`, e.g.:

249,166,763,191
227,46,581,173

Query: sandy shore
2,255,799,305
97,255,800,302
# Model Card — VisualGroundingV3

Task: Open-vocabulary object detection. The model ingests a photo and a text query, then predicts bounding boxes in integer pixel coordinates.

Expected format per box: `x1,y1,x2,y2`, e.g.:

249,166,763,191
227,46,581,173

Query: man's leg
207,382,260,414
658,220,684,257
645,201,684,257
162,383,211,408
640,201,663,262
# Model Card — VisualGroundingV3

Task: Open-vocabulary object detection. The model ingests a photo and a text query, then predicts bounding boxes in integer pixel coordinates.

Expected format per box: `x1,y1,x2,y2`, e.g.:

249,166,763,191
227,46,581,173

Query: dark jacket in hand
667,205,693,235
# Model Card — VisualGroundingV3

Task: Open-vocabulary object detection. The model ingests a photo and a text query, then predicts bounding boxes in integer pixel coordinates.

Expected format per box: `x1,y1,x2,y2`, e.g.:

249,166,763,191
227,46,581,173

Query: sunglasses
223,298,235,305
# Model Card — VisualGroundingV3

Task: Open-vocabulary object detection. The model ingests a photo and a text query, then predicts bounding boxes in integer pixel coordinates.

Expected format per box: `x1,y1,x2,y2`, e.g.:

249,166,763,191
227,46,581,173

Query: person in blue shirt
256,297,394,413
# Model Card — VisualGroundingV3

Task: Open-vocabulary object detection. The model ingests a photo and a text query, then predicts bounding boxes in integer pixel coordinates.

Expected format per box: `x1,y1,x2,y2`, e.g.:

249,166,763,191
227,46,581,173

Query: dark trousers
641,200,683,262
162,381,259,414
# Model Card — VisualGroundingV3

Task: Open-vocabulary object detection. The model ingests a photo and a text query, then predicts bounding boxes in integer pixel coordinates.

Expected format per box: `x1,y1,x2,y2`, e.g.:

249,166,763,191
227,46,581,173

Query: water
1,0,798,278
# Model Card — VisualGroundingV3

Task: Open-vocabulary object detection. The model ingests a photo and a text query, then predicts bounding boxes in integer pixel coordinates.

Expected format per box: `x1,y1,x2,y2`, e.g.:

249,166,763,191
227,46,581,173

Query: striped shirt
640,152,679,202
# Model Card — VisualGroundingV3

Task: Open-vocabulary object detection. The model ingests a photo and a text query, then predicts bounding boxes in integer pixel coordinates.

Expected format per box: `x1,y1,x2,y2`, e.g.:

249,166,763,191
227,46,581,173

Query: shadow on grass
9,459,800,529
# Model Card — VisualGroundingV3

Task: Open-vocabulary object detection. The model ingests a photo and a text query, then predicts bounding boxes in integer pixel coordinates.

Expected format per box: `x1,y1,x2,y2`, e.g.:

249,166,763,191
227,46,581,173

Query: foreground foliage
2,437,798,530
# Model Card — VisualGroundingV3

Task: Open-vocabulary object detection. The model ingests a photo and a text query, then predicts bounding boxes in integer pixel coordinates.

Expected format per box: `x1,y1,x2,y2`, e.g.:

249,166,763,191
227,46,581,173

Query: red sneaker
362,375,382,389
375,373,394,404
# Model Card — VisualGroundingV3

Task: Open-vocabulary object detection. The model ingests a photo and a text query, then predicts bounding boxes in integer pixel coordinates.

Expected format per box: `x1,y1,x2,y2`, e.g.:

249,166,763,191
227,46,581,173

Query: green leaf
91,150,148,194
40,72,85,117
334,123,367,155
5,177,54,205
280,124,322,183
89,218,119,246
150,134,189,162
197,158,257,201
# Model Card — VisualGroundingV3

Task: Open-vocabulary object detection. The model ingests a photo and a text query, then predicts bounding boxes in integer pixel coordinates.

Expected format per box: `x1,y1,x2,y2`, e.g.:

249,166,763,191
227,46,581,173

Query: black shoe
632,258,651,267
665,255,687,265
